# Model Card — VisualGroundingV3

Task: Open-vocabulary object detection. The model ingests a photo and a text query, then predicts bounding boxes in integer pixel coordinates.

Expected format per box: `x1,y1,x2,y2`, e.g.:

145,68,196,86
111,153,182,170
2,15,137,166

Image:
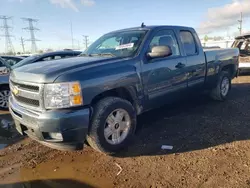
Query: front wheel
87,97,136,155
210,71,231,101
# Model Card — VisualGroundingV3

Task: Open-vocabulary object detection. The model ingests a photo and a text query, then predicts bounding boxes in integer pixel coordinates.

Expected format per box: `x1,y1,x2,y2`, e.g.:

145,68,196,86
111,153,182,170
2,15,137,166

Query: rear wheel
0,85,10,110
87,97,136,155
210,71,231,101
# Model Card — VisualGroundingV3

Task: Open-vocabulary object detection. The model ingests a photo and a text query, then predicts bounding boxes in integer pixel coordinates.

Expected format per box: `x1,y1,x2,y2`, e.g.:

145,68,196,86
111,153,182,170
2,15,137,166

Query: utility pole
22,17,40,53
82,35,89,49
70,21,74,49
77,40,80,49
238,12,243,35
20,37,25,53
0,15,15,54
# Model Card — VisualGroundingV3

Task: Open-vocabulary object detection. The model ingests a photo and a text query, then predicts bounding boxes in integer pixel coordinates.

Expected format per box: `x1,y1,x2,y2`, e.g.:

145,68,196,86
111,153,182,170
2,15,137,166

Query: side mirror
147,46,172,59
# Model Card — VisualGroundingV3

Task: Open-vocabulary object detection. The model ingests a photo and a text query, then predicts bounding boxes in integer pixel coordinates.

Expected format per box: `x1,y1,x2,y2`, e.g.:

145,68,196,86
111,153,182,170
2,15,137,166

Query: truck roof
109,25,194,33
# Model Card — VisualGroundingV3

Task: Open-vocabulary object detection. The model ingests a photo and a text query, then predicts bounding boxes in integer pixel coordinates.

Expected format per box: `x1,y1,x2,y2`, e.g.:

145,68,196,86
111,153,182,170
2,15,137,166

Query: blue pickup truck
9,25,239,154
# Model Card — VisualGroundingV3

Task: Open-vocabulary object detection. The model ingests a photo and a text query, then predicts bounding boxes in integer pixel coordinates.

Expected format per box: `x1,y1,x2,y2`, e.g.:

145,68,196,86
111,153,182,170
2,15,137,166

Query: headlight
44,81,83,109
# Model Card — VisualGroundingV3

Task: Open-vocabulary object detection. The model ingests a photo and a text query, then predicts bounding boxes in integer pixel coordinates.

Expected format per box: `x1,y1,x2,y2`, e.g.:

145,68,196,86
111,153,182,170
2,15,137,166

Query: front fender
54,59,143,110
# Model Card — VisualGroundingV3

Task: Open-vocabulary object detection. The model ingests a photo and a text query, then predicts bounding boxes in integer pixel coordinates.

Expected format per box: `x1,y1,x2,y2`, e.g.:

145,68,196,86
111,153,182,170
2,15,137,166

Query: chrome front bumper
9,96,90,151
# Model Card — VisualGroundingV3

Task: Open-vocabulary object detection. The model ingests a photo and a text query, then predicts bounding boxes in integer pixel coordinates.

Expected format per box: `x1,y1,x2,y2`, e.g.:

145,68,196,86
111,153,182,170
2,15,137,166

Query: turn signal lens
72,83,81,94
71,95,82,105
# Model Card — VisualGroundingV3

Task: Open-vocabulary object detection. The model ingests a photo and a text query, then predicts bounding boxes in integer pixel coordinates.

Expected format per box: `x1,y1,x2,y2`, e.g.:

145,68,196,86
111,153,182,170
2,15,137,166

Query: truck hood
11,56,118,83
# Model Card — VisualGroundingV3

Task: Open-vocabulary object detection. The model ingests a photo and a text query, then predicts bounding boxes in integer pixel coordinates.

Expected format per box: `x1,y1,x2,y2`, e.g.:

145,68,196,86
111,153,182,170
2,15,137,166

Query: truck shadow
117,82,250,157
0,179,94,188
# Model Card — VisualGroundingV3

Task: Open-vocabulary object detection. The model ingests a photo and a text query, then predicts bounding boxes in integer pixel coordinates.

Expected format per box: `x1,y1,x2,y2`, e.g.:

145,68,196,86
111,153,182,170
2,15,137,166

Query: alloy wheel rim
0,90,10,108
104,109,131,145
221,77,230,97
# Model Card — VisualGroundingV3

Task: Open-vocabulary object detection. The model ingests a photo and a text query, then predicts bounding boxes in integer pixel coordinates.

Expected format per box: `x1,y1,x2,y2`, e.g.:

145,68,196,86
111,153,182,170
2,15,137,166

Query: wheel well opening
222,64,235,78
91,88,135,107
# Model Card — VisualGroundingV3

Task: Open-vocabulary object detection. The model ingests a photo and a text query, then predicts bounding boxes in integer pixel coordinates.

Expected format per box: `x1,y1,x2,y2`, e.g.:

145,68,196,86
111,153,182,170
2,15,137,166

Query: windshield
82,30,147,58
12,55,40,69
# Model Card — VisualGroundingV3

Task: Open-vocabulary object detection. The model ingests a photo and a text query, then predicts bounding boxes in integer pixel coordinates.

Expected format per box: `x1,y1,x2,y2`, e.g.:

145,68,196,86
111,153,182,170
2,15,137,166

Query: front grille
10,79,42,109
14,95,40,107
10,80,39,92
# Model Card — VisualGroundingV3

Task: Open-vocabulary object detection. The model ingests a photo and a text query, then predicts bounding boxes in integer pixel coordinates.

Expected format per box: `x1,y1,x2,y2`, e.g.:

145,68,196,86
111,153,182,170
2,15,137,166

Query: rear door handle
175,62,185,69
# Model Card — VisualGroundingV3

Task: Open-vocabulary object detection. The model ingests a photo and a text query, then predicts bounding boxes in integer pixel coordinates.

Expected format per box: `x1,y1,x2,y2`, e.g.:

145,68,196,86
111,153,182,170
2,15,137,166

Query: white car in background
232,34,250,73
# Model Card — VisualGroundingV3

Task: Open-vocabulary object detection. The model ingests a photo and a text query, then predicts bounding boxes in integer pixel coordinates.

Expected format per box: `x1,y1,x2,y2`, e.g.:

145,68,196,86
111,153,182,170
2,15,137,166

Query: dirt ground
1,75,250,188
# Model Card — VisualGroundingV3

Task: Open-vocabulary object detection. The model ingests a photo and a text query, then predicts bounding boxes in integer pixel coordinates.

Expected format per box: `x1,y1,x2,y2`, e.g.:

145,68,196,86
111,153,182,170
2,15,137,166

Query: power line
238,12,243,35
20,37,25,53
22,17,40,53
82,35,89,49
0,15,15,54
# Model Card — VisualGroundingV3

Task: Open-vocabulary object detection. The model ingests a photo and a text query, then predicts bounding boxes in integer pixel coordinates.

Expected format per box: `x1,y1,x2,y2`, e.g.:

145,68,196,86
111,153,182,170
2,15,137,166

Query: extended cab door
142,29,188,108
178,30,206,89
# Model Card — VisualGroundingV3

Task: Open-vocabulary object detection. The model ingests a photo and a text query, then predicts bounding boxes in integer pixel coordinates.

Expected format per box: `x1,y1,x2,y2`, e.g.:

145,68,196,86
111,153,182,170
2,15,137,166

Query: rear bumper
239,62,250,69
9,96,90,151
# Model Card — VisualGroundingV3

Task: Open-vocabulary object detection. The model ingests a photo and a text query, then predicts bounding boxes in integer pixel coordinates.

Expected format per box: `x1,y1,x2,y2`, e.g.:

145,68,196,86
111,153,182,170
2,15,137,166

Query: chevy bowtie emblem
13,86,19,96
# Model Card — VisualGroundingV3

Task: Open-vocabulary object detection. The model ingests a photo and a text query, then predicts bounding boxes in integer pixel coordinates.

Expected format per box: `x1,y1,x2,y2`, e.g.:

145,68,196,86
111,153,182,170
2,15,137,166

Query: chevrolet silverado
9,25,239,154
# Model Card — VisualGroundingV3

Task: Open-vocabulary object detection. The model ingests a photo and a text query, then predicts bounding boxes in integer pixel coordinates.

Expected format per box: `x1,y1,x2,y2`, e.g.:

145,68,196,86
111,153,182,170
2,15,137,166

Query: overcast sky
0,0,250,53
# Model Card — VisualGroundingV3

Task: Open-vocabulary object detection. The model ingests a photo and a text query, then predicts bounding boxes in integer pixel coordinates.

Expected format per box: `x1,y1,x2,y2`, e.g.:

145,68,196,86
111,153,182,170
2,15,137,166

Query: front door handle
175,62,185,69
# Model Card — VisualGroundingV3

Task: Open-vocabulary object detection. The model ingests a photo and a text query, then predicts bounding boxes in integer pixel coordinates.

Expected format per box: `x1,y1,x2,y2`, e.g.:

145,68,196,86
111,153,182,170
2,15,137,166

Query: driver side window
149,29,180,56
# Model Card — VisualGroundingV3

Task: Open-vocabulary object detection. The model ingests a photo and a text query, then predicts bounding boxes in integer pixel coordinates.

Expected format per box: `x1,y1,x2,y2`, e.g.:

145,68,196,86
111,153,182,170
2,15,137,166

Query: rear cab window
180,31,198,56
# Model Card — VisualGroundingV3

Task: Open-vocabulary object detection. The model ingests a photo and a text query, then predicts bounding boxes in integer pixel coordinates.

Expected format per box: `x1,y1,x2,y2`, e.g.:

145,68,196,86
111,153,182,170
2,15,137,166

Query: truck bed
204,48,239,64
204,47,239,88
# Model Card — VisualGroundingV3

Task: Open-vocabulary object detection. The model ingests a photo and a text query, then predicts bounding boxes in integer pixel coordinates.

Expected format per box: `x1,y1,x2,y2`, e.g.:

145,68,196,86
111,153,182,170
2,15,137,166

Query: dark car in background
0,57,11,109
0,57,11,74
0,50,81,110
0,55,24,66
12,50,82,69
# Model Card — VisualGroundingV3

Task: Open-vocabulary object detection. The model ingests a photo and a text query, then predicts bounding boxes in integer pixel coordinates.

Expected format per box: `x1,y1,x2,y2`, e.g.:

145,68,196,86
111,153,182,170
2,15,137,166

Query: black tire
0,85,10,110
210,71,231,101
86,97,136,155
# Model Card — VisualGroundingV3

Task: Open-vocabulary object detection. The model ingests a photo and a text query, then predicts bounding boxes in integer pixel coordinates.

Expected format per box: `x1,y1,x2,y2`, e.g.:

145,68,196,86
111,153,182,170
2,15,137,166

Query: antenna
141,22,145,28
0,15,15,54
22,17,40,53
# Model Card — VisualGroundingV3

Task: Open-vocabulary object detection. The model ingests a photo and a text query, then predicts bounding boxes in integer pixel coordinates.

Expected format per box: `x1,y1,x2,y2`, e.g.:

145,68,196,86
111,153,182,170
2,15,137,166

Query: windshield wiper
89,53,115,57
79,53,91,57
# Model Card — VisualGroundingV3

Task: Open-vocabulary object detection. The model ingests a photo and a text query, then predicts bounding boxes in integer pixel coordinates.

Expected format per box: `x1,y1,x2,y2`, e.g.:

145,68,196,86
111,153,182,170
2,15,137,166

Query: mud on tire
210,71,231,101
86,97,136,155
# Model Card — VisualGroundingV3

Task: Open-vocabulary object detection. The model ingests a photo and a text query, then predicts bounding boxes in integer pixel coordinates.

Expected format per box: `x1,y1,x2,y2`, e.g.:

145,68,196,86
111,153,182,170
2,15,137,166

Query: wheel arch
90,86,143,115
221,64,236,79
